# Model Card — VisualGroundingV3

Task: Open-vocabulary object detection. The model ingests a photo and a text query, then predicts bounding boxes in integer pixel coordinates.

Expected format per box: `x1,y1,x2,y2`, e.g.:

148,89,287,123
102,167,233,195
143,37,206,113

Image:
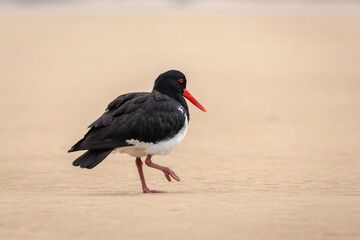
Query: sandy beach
0,15,360,239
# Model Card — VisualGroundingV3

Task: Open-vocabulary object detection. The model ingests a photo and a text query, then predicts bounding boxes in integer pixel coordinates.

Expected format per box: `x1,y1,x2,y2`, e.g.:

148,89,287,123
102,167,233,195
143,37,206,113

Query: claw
170,172,181,182
163,167,181,182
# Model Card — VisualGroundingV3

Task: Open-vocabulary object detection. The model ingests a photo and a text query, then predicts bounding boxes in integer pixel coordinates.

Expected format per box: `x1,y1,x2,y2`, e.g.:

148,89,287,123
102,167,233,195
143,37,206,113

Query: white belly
113,112,188,158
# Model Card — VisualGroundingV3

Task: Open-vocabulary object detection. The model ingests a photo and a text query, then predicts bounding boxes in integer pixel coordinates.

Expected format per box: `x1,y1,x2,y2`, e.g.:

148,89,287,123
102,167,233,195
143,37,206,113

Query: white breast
113,106,188,158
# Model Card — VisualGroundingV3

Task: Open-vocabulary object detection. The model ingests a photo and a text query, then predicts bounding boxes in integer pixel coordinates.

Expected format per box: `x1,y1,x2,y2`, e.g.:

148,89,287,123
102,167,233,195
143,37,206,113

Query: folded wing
68,91,186,152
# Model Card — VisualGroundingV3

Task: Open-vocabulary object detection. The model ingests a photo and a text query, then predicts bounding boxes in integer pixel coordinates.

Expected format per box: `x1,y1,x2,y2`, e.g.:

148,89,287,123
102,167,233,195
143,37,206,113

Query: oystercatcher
68,70,206,193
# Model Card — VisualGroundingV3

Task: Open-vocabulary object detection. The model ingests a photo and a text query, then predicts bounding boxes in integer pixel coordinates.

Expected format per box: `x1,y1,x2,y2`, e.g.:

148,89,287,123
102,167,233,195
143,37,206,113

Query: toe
164,173,171,182
143,189,165,193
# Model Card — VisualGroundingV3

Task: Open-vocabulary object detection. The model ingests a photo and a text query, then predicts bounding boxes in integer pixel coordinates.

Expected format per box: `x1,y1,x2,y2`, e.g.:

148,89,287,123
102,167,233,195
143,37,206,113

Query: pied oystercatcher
68,70,206,193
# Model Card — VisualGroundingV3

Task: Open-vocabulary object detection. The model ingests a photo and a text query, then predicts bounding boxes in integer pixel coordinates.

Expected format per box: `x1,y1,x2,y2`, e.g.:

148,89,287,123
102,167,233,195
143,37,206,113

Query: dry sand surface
0,16,360,240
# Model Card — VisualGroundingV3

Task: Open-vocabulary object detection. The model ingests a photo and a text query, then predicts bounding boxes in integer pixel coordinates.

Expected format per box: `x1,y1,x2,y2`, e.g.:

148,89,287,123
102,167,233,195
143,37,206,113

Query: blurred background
1,0,360,15
0,1,359,240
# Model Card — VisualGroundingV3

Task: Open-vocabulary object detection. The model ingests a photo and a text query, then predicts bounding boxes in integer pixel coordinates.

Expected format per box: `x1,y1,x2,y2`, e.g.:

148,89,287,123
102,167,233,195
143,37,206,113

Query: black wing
68,91,186,152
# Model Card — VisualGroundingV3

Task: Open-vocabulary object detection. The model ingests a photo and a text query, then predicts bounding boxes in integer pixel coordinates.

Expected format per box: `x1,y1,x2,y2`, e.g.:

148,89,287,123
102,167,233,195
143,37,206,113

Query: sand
0,16,360,240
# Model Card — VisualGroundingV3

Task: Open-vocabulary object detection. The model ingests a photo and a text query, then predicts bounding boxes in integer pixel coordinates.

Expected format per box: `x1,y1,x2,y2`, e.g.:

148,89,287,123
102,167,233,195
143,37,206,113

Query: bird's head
153,70,206,112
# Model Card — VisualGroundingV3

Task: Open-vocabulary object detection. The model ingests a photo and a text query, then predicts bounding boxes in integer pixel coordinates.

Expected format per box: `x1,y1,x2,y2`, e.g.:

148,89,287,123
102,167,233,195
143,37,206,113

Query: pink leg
144,155,181,182
135,157,163,193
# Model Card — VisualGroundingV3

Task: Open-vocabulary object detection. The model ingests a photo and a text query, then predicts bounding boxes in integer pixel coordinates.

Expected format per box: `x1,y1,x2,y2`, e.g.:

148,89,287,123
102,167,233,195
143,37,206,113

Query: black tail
72,149,113,169
68,138,85,153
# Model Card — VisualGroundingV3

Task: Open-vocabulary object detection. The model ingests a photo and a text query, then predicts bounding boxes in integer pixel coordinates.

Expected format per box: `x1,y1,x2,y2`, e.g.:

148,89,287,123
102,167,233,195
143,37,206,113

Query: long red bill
183,88,207,112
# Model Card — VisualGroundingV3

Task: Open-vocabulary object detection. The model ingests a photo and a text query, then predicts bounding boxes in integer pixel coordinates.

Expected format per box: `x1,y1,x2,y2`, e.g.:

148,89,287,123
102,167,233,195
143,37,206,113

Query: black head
153,70,187,97
153,70,207,114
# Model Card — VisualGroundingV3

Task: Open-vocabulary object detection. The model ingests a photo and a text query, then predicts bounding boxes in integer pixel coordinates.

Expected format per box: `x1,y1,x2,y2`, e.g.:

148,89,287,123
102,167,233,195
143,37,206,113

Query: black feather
72,149,113,169
69,70,193,170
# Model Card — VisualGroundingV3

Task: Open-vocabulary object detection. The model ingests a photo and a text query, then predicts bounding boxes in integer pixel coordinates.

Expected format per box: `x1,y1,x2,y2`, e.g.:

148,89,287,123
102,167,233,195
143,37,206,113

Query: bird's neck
152,89,189,119
175,95,190,120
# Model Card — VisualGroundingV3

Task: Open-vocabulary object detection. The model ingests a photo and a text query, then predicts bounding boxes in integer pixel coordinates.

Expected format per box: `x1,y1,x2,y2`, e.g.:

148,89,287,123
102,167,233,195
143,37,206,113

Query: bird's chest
114,109,188,158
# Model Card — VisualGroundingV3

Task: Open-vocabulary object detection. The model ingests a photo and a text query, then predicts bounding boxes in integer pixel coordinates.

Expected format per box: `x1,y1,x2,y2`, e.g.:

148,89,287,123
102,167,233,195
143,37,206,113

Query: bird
68,70,206,193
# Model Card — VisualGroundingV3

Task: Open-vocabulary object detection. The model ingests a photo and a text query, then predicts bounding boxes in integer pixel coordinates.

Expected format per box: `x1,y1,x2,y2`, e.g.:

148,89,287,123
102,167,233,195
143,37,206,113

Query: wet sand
0,16,360,239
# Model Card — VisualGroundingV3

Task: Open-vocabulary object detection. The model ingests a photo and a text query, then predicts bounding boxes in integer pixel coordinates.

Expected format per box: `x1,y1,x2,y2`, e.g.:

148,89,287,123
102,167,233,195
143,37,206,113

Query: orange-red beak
183,89,207,112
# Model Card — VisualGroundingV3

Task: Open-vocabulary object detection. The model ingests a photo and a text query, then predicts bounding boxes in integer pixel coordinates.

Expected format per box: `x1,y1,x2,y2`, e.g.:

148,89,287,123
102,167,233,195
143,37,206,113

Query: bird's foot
163,167,181,182
144,155,181,182
143,188,165,194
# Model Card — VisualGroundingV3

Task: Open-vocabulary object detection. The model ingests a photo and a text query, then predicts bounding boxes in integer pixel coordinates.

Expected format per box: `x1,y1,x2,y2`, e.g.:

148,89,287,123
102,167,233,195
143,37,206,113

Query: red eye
178,78,184,83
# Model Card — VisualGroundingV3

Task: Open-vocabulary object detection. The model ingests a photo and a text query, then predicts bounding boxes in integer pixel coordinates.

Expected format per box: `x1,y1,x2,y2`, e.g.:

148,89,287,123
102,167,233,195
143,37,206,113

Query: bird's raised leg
135,157,163,193
144,155,181,182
